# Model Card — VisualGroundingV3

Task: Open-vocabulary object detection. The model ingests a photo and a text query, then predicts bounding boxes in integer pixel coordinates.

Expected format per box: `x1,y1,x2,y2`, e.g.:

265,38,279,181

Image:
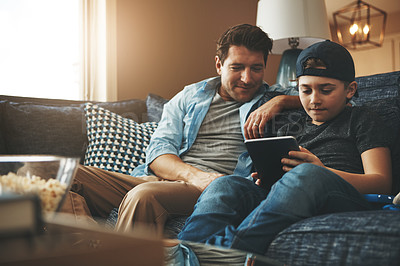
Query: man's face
298,75,356,125
216,45,265,102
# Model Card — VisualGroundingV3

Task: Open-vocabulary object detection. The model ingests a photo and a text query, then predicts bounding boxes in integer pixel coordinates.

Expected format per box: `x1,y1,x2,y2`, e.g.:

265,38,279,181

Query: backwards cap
296,40,355,83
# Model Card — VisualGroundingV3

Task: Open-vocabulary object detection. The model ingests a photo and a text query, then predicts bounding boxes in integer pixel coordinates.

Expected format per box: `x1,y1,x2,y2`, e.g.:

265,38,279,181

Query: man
63,24,301,236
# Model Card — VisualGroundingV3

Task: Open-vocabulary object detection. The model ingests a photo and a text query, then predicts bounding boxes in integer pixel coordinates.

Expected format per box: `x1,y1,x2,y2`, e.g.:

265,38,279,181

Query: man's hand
281,146,324,172
244,95,301,139
149,154,223,191
189,171,224,191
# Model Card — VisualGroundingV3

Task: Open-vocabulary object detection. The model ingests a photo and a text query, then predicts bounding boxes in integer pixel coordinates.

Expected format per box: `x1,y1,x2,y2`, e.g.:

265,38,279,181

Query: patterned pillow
84,103,158,175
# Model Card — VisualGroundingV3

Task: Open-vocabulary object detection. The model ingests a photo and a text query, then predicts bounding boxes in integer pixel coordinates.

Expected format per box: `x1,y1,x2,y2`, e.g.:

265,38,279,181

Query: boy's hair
216,24,273,65
296,40,355,83
303,57,350,88
303,57,326,69
303,57,354,99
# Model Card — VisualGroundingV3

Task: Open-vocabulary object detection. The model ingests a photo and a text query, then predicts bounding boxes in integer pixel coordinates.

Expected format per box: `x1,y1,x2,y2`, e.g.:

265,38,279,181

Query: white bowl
0,155,79,214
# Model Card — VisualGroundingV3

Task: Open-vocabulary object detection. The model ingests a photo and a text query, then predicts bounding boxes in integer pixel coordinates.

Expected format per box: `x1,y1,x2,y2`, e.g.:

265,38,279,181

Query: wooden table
0,215,164,266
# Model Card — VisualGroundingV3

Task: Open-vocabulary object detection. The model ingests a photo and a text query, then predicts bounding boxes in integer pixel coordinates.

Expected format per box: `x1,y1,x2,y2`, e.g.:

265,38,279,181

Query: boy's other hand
251,172,261,185
251,172,267,187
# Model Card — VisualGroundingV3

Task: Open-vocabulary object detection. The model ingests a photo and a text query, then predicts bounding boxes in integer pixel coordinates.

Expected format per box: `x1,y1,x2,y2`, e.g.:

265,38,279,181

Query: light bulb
349,23,359,35
363,25,370,35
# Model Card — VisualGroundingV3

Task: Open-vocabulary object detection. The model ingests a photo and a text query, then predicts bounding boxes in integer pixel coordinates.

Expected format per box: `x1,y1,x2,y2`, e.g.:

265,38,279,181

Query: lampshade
256,0,331,87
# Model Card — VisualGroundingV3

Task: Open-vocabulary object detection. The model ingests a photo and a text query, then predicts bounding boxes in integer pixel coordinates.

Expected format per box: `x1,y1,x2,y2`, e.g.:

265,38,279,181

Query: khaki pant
60,165,202,237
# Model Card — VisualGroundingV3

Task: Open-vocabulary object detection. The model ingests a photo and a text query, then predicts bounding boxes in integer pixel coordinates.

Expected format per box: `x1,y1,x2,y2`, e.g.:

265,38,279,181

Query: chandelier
333,0,387,50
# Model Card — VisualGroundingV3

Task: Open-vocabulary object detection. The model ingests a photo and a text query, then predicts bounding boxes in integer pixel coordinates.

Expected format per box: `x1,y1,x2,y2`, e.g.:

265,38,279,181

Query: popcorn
0,172,67,212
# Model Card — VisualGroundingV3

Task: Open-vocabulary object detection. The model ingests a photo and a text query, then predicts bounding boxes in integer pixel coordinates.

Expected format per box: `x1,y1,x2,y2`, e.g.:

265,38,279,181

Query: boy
177,40,394,255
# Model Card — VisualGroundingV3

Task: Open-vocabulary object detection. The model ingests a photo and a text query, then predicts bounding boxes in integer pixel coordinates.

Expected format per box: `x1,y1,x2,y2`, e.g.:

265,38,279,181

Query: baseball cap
296,40,355,83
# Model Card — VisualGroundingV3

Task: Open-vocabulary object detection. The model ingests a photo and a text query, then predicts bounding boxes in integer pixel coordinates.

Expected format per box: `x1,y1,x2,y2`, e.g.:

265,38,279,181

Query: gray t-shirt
278,106,394,174
181,93,246,175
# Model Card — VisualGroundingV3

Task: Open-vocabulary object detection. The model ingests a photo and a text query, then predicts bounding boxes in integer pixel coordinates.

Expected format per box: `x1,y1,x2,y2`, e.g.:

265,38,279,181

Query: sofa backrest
0,95,147,163
355,71,400,105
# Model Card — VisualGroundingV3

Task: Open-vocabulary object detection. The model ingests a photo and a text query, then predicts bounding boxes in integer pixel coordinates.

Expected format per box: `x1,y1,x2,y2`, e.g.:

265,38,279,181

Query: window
0,0,81,100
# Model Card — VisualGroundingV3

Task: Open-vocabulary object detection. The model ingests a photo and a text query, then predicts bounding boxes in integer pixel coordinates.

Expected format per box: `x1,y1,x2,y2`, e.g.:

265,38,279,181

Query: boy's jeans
178,164,373,255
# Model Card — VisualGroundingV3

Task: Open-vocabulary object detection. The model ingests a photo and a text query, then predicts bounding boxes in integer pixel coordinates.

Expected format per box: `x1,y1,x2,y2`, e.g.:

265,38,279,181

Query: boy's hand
281,146,324,172
251,172,263,186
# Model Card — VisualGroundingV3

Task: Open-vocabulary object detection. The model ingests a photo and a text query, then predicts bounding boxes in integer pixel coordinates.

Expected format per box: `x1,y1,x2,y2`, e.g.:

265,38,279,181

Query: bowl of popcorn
0,155,79,215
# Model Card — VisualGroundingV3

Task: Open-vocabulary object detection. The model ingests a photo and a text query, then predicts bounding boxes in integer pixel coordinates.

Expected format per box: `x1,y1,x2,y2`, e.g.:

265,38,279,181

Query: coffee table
0,214,164,265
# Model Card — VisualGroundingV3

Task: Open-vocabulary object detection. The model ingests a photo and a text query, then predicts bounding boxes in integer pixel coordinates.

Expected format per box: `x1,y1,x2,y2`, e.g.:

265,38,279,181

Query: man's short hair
216,24,273,65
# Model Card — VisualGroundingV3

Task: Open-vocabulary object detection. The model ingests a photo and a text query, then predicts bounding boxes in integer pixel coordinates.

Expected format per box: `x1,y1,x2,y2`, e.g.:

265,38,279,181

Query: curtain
80,0,117,101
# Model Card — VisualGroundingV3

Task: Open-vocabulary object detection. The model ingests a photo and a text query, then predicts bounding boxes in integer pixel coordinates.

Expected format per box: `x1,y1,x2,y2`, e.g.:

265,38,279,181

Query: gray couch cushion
146,93,169,123
267,210,400,265
354,71,400,105
0,100,7,154
2,102,86,160
0,98,147,163
0,95,147,123
96,99,147,123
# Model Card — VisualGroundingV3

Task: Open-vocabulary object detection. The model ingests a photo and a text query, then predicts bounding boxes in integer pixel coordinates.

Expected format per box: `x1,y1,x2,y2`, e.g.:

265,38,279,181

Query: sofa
1,71,400,265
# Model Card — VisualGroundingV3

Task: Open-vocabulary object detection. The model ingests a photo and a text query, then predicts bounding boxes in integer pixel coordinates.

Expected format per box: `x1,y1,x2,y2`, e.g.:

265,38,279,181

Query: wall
350,33,400,77
117,0,270,100
330,10,400,77
116,1,400,101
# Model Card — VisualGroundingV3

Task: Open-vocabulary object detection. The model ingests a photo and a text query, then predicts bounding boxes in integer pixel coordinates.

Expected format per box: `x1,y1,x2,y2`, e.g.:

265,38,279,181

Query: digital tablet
245,136,300,189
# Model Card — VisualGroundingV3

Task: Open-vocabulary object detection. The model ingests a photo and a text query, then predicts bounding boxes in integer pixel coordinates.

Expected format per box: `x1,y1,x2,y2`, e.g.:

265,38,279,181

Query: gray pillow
146,93,169,123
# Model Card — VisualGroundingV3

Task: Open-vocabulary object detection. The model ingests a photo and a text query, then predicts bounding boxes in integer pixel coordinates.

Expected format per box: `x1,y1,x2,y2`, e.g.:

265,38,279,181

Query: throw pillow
95,99,147,123
84,103,158,175
146,93,169,123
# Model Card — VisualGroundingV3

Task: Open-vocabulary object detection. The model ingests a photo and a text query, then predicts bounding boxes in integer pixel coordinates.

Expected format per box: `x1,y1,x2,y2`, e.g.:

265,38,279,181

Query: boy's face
298,75,356,125
216,45,265,102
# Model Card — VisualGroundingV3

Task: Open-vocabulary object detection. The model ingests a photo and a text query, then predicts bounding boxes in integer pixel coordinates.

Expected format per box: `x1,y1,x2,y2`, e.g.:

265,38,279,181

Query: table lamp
256,0,331,88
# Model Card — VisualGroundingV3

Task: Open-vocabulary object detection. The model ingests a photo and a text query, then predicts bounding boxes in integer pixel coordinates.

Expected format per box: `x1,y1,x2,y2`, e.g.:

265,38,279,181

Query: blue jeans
178,164,373,255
